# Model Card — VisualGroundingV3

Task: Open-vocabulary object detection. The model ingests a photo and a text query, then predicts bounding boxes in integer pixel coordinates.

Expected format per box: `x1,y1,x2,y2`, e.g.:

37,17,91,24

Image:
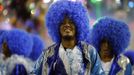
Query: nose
64,23,70,26
101,43,108,50
63,23,71,28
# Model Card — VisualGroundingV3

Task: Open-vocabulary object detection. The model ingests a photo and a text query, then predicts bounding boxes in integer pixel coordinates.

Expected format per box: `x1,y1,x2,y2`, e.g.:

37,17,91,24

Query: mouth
64,29,70,33
102,50,112,55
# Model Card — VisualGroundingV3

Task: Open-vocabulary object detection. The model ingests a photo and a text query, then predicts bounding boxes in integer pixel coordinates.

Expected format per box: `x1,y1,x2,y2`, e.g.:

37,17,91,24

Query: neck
61,38,76,49
100,54,114,62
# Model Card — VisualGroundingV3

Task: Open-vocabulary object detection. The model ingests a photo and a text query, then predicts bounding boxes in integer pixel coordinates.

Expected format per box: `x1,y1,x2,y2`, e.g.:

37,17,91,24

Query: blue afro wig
0,30,8,52
91,17,130,55
29,34,45,61
5,29,33,57
124,50,134,65
46,0,90,43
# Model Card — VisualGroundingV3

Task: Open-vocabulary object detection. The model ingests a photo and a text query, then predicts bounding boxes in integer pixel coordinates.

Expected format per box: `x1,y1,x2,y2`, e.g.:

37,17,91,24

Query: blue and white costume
31,0,104,75
0,29,34,75
32,42,104,75
91,17,132,75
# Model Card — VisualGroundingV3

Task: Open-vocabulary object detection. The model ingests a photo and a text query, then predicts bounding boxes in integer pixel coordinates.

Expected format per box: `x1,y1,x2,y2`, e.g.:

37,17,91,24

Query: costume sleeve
124,63,132,75
30,51,45,75
117,54,132,75
89,46,105,75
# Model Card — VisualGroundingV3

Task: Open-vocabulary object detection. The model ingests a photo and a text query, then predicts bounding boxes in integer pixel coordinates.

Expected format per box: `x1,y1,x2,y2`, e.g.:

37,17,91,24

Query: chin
63,33,73,37
63,35,74,40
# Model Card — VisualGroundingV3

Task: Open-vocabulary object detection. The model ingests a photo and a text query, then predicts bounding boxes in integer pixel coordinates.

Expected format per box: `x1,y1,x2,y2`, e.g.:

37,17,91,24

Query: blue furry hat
5,29,33,57
0,30,8,52
91,17,130,55
29,34,45,61
124,50,134,65
46,0,90,43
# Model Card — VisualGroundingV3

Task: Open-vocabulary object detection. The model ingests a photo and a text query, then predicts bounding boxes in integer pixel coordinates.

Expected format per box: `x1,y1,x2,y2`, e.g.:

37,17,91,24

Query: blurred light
115,0,121,4
91,0,102,3
31,10,35,15
7,0,11,6
128,1,134,8
3,9,8,16
0,5,3,12
41,3,47,9
43,0,51,3
29,3,35,10
70,0,84,2
0,19,12,30
0,0,3,3
96,0,102,2
53,0,59,2
70,0,76,2
34,9,40,17
6,18,10,22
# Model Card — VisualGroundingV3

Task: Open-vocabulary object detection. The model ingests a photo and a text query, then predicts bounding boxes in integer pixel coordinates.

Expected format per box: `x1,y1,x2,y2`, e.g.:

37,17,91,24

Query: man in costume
31,0,104,75
0,29,33,75
91,17,132,75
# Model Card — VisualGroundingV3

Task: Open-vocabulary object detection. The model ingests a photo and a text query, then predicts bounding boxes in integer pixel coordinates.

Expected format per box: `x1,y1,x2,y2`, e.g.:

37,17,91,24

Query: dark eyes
61,21,73,24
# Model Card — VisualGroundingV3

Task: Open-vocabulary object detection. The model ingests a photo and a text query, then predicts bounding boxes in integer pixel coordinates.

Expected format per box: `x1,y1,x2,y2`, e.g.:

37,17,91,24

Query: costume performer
91,17,132,75
31,0,104,75
0,29,33,75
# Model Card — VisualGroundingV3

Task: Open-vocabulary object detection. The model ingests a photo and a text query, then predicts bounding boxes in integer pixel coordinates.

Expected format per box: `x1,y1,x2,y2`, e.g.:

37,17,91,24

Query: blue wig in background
91,17,130,55
124,50,134,65
11,64,28,75
29,34,45,61
0,30,8,52
5,29,33,57
46,0,90,43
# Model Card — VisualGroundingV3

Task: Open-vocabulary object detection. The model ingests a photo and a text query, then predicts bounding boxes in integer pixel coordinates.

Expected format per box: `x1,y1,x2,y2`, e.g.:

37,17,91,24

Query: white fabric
7,54,34,73
59,44,84,75
0,53,6,75
101,58,114,75
0,54,34,75
59,44,71,74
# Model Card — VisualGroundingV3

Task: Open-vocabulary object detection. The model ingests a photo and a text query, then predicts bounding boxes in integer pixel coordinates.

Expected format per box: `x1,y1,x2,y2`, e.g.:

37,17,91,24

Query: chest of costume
109,54,130,75
46,44,89,75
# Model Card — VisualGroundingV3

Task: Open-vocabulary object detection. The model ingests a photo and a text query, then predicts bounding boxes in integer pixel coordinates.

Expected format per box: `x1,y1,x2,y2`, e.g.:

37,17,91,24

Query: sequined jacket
31,41,105,75
108,54,132,75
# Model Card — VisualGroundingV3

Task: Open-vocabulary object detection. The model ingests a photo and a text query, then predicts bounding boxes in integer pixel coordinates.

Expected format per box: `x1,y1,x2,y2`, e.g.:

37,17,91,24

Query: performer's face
60,17,76,39
100,39,113,56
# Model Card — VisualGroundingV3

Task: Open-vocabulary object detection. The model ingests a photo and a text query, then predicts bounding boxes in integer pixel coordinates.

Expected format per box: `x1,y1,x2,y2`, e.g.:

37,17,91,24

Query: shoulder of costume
43,43,59,58
78,41,96,52
78,41,97,62
117,54,130,70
